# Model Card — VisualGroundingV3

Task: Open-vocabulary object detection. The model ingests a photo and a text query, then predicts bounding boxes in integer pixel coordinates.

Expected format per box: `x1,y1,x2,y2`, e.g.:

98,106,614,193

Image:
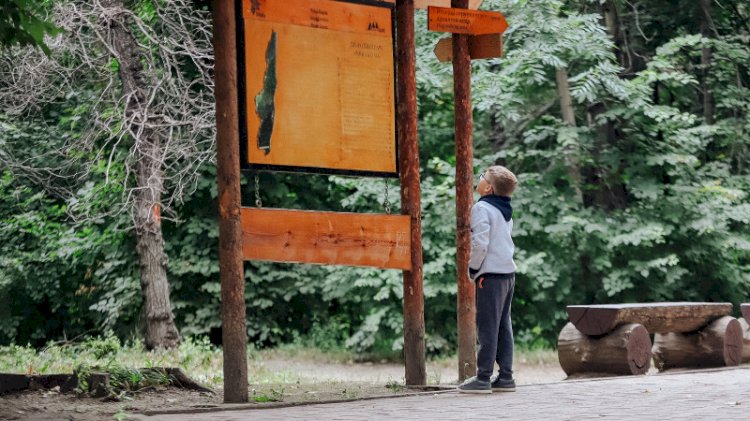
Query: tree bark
105,0,180,350
738,318,750,364
700,0,716,125
652,316,743,371
557,322,651,376
555,67,583,203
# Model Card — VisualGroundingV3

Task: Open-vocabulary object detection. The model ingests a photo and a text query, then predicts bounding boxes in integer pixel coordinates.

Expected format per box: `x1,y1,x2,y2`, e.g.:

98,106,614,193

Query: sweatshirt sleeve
469,204,490,277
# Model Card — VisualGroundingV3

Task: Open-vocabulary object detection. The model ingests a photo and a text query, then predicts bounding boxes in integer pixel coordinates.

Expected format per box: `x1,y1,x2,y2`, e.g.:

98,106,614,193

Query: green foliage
0,0,59,53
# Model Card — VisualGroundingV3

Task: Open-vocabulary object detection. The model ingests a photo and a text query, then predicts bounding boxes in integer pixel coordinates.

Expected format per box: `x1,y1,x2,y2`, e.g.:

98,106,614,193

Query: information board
239,0,398,176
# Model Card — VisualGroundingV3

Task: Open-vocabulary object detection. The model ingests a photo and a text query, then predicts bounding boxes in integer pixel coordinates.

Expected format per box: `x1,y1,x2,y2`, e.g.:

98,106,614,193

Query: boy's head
476,165,517,197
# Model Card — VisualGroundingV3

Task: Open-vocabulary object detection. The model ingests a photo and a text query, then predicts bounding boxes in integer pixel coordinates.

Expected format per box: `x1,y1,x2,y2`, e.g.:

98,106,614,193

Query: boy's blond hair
485,165,517,197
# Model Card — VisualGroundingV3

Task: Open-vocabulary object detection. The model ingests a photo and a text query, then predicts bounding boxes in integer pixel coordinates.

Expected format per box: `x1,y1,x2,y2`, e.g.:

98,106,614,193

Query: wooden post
452,0,476,382
396,0,426,386
212,0,248,403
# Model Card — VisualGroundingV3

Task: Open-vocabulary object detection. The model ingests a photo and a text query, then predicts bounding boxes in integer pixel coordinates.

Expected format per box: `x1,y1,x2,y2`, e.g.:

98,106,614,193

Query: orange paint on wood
433,33,502,62
242,0,392,36
415,0,482,9
427,6,508,35
242,0,397,174
241,208,411,270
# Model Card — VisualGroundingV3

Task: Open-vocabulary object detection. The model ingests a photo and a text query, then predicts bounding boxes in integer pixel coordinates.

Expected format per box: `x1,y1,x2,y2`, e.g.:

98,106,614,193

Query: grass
0,333,560,393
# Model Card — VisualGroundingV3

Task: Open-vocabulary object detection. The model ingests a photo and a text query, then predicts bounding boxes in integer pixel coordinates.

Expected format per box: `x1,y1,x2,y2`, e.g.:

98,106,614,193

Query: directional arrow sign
427,6,508,35
415,0,483,9
433,33,503,62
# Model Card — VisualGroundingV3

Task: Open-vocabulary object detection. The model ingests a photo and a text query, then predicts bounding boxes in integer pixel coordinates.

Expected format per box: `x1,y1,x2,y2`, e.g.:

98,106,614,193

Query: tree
0,0,58,52
0,0,214,349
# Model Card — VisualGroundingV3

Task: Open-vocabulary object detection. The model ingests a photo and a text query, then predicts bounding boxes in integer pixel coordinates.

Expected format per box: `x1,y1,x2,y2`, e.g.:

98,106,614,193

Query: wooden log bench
740,303,750,364
559,302,742,376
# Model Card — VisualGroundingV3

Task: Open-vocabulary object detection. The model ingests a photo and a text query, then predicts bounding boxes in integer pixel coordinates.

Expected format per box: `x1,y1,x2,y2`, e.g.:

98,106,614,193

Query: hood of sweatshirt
478,195,512,222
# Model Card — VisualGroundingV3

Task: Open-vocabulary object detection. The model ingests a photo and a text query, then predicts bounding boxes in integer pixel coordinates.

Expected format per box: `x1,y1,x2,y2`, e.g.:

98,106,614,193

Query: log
739,318,750,364
557,322,652,376
567,302,732,336
0,374,29,395
652,316,743,371
741,303,750,322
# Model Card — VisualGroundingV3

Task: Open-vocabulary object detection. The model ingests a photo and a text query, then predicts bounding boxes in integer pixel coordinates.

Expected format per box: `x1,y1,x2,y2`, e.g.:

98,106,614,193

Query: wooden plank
433,34,502,62
566,302,733,336
741,303,750,321
427,6,508,35
241,208,411,270
415,0,482,9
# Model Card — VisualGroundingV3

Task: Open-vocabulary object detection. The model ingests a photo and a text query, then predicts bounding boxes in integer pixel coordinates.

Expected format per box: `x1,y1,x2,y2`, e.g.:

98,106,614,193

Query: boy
458,165,518,394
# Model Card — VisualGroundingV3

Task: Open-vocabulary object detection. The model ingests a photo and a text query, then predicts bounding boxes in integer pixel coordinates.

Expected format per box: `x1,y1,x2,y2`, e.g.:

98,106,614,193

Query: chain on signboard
254,175,262,208
383,178,391,214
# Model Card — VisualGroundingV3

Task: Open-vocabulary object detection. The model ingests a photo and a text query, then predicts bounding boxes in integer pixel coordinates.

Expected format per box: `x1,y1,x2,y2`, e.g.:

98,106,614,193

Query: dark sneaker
490,375,516,392
457,376,491,394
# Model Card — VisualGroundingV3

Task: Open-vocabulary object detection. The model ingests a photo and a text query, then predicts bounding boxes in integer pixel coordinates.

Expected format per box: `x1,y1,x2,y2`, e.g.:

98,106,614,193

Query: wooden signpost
239,0,398,176
213,0,427,402
428,0,508,381
433,33,502,62
427,6,508,35
415,0,483,9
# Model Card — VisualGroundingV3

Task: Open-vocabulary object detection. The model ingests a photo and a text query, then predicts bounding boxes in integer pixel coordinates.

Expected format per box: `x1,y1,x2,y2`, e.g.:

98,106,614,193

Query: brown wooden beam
396,0,426,386
567,302,733,336
212,0,248,403
240,208,412,270
452,0,476,382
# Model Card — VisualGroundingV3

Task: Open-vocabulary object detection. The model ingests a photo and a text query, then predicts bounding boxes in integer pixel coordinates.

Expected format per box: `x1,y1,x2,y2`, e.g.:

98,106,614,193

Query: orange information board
427,6,508,35
239,0,397,176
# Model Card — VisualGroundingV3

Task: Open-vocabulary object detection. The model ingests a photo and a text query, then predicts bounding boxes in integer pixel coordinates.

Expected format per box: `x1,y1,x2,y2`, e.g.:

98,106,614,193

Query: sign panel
239,0,397,176
241,208,412,270
415,0,483,9
427,6,508,35
433,33,503,62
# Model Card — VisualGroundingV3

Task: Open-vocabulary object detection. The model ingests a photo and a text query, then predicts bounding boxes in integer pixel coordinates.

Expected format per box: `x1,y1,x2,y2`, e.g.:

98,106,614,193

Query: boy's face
476,171,493,196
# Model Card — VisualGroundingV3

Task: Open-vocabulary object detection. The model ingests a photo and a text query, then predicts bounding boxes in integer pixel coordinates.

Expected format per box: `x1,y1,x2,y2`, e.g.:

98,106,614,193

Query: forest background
1,0,749,359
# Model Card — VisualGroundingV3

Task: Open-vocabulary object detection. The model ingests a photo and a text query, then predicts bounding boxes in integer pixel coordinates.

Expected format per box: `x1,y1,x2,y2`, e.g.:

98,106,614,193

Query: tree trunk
557,322,651,376
601,0,628,71
555,67,583,203
700,0,716,125
738,318,750,364
652,316,743,371
106,0,180,350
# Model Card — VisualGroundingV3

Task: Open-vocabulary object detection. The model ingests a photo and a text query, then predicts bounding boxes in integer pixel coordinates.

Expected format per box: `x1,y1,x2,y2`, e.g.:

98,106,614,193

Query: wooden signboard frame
236,0,400,178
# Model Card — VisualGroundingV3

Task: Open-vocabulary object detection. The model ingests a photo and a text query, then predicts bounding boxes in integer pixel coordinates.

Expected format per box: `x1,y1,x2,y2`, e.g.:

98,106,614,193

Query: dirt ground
0,356,566,420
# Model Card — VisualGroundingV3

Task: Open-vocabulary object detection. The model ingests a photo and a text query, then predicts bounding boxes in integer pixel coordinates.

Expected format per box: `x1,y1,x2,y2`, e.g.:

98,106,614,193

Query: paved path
147,367,750,420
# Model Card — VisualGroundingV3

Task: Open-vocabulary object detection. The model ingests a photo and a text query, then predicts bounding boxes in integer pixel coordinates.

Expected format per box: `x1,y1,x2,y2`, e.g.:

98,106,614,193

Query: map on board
241,0,397,176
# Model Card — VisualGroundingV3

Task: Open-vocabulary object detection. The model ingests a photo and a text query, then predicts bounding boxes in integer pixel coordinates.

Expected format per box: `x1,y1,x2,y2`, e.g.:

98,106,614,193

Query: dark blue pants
475,274,515,381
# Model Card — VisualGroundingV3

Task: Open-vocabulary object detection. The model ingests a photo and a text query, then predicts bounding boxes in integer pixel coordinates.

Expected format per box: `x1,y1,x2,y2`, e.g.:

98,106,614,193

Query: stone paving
145,367,750,420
